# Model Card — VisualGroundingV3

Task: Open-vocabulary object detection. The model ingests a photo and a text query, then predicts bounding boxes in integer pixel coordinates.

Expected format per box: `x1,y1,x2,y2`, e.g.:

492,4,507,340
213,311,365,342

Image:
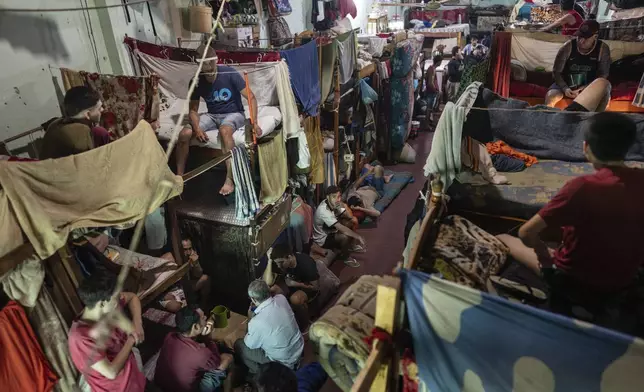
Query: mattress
374,171,414,213
156,96,282,150
447,160,644,220
509,96,644,113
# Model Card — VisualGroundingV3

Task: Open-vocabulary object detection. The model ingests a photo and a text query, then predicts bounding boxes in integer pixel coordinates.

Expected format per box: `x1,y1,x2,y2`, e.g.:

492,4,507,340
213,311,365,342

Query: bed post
333,58,341,178
408,176,444,271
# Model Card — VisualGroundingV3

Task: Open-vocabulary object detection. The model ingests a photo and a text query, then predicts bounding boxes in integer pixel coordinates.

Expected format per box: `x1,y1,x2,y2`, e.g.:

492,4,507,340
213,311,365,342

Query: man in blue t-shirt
176,45,260,195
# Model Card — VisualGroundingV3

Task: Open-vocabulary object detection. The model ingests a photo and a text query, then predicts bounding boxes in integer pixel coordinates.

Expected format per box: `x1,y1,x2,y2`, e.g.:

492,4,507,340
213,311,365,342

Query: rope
0,0,158,12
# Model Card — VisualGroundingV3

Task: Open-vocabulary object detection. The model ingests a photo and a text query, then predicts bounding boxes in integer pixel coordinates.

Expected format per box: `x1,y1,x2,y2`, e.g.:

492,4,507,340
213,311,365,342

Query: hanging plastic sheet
402,269,644,391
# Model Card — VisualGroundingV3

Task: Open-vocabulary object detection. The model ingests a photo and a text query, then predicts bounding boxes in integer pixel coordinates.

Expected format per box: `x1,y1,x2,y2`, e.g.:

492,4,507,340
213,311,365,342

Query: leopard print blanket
420,215,509,290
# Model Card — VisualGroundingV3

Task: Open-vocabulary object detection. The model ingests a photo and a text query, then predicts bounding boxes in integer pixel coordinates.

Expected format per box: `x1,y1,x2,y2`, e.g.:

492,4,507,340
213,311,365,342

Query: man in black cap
545,20,611,111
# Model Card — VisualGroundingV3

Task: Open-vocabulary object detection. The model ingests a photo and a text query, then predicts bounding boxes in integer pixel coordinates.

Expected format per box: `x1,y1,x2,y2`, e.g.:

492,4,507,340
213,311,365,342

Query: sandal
343,257,360,268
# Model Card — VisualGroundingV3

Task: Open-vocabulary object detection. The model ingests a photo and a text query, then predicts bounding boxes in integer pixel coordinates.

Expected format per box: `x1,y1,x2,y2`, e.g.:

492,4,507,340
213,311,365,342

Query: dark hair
584,113,636,162
470,35,478,42
175,306,201,334
271,243,293,261
256,362,298,392
561,0,575,11
432,54,443,65
451,46,460,57
325,185,340,197
77,272,117,308
347,196,362,207
64,86,100,117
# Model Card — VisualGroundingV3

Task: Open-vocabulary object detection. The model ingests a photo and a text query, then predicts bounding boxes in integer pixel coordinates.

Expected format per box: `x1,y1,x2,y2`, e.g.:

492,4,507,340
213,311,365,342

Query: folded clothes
491,154,526,172
486,140,538,167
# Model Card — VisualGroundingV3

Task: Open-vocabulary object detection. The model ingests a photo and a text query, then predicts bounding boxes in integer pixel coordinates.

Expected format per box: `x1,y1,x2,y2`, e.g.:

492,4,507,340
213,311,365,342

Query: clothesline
0,0,158,12
48,63,278,76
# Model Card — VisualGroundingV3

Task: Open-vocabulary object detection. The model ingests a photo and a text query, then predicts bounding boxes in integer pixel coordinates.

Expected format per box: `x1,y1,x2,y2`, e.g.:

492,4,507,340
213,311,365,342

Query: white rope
0,0,158,12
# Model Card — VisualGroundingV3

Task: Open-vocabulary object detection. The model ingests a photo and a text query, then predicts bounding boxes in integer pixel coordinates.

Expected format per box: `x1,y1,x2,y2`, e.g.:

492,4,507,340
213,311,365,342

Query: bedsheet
155,95,281,150
447,160,644,220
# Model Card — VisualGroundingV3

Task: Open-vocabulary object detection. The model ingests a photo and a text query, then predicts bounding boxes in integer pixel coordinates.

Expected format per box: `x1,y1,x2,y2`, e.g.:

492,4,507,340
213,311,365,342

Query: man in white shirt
234,280,304,375
312,186,365,268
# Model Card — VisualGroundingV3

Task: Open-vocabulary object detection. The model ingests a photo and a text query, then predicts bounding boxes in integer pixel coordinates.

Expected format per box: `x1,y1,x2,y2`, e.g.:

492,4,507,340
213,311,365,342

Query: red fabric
154,333,221,392
68,318,146,392
610,81,639,101
401,349,418,392
362,327,392,347
338,0,357,19
409,8,467,24
486,140,538,166
562,10,584,36
538,167,644,292
0,301,58,392
509,81,549,98
91,126,111,147
123,37,197,62
7,156,37,162
488,32,512,98
215,50,281,64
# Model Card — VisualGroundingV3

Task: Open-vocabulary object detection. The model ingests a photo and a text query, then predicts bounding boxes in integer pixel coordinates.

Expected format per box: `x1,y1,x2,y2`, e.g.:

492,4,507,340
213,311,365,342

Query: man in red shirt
68,274,146,392
154,307,234,392
498,113,644,298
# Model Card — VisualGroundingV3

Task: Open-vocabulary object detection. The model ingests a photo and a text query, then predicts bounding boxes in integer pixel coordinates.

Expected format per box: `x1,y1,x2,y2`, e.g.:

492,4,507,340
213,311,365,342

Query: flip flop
343,257,360,268
489,276,547,302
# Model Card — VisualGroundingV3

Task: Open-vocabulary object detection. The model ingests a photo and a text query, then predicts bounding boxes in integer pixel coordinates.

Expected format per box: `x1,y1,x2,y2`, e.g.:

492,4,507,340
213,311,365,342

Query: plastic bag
360,79,378,105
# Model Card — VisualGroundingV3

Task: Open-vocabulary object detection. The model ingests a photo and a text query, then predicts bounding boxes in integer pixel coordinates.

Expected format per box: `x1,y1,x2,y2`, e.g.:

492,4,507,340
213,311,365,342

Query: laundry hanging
258,130,288,205
336,31,357,84
320,40,338,100
0,301,59,392
60,68,160,140
280,40,321,116
231,145,261,220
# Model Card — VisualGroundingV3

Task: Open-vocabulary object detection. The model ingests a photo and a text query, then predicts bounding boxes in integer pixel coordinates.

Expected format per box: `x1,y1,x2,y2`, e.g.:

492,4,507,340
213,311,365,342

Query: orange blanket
0,301,58,391
486,141,538,167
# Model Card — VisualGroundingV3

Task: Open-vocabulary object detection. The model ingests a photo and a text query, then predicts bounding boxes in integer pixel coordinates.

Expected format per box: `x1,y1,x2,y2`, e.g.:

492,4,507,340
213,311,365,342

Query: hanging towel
320,41,339,100
0,120,183,261
0,301,59,392
486,140,538,167
258,130,288,205
304,116,325,184
232,146,261,220
423,102,465,189
280,40,321,116
275,61,301,139
336,31,357,84
60,68,160,140
324,152,337,189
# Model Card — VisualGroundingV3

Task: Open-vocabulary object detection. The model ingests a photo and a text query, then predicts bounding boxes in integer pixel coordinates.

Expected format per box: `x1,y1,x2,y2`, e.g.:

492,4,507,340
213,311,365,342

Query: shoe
343,257,360,268
350,244,366,253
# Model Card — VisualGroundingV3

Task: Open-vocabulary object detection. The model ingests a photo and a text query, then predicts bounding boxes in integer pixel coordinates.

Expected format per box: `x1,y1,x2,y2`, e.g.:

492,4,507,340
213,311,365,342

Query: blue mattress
374,171,414,213
447,161,643,220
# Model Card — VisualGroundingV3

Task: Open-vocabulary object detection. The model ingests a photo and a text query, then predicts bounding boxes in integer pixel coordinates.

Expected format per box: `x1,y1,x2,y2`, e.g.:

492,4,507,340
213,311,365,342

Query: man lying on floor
346,163,393,224
234,280,304,376
312,186,366,267
176,45,261,195
68,273,146,392
546,20,611,111
154,307,234,392
497,113,644,320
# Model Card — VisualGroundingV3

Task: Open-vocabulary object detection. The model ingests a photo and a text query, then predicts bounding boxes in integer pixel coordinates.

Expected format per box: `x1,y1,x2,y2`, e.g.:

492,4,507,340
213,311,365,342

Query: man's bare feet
219,178,235,195
385,174,394,183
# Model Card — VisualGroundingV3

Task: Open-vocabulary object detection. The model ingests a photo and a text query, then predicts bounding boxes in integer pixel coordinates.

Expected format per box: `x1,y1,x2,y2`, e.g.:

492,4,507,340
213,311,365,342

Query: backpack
268,0,292,17
267,16,292,47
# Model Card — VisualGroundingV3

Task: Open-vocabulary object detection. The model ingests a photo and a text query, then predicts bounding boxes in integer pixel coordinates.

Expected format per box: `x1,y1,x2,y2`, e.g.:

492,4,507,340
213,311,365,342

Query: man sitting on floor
175,45,261,195
271,244,320,307
234,280,304,376
546,20,611,110
312,186,366,267
497,113,644,314
154,307,234,392
68,273,146,392
40,86,109,159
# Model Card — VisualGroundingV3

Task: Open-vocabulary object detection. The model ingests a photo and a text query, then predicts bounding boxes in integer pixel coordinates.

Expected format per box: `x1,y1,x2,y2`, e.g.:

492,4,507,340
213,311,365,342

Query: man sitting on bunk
235,280,304,376
40,86,110,159
545,20,611,110
176,45,261,195
154,306,234,392
497,113,644,311
312,186,366,268
346,163,393,224
68,273,146,392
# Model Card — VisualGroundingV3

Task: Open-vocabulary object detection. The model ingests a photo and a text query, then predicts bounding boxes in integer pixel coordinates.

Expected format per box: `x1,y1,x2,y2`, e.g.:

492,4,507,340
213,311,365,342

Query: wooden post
407,177,444,271
333,59,341,178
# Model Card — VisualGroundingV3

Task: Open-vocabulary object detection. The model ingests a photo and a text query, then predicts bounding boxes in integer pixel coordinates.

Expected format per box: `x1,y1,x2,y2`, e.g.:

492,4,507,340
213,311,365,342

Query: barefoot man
176,45,261,195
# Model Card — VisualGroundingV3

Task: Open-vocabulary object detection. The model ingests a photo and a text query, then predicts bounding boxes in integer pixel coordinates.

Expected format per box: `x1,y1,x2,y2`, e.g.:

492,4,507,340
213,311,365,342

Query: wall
283,1,313,35
0,0,112,152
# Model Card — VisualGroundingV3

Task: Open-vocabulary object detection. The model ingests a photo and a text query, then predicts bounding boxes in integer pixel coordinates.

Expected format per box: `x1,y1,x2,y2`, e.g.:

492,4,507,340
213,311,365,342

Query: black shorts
564,101,589,112
323,232,343,249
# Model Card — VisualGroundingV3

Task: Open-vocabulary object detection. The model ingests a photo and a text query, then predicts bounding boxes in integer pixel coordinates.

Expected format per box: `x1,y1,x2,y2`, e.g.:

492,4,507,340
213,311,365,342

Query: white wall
0,0,112,151
283,1,313,35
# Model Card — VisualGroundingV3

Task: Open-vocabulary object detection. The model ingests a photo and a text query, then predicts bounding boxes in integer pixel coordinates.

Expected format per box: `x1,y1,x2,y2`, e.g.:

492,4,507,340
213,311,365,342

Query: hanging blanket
304,116,325,184
280,40,321,116
232,145,260,220
258,130,288,205
402,269,644,391
310,275,387,392
390,40,419,151
336,31,357,84
467,87,644,162
0,120,183,261
320,41,339,101
124,36,198,62
60,68,160,140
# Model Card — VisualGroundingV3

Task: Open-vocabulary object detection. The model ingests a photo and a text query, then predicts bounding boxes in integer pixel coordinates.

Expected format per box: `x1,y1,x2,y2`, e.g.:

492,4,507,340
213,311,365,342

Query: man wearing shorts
176,45,261,195
545,20,611,111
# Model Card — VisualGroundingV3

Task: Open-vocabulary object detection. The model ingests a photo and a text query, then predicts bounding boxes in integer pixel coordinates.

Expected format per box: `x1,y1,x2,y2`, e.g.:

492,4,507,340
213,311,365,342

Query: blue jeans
199,369,227,392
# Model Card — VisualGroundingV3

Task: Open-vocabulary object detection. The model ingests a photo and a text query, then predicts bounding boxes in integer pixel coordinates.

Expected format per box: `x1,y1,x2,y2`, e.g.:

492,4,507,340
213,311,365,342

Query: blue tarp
402,269,644,391
280,40,320,116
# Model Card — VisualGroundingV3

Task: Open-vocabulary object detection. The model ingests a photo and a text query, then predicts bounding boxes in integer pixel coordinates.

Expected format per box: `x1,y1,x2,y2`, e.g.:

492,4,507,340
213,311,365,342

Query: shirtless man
176,45,261,195
347,163,393,220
